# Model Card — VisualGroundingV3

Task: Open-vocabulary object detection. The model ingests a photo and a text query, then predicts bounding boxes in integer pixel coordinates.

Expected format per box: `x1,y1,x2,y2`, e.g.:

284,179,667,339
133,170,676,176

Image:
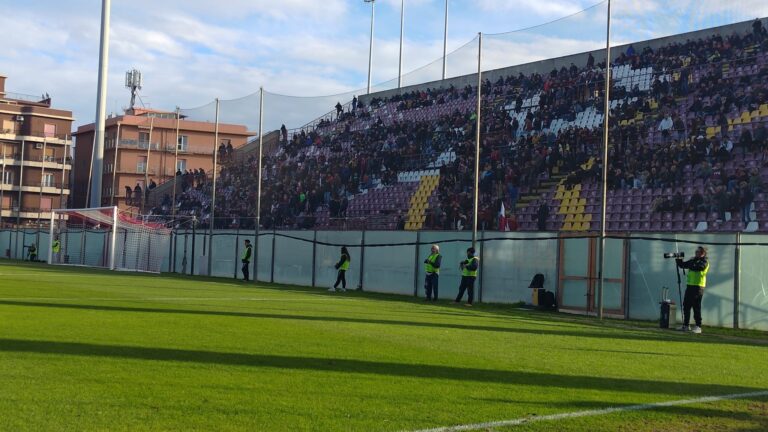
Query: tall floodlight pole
90,0,111,208
254,87,264,284
171,108,181,221
142,117,154,213
442,0,449,80
472,32,482,249
398,0,404,88
109,123,121,206
364,0,375,94
0,145,6,228
207,98,220,276
597,0,612,320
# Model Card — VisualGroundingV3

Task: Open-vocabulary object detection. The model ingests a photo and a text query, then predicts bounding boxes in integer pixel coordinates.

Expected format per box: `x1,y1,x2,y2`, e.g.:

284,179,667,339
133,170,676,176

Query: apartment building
72,108,253,210
0,75,74,227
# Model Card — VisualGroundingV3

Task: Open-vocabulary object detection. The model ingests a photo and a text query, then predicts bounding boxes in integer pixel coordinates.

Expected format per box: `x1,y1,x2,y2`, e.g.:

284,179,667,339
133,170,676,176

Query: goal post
49,206,171,273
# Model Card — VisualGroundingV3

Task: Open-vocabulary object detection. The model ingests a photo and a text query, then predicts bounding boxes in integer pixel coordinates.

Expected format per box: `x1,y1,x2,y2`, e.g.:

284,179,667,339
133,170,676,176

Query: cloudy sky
2,0,767,131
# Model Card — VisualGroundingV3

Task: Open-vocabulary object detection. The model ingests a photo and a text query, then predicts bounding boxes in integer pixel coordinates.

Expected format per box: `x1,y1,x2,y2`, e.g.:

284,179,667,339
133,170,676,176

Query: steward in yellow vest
676,246,709,333
454,247,479,306
423,244,442,301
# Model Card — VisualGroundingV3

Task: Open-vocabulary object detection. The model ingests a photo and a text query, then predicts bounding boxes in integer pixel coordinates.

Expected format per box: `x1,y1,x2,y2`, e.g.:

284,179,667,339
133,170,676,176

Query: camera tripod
674,263,686,325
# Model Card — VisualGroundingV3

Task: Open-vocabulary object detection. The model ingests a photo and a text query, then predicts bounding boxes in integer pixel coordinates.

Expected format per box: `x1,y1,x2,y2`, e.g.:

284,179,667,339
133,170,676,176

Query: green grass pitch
0,261,766,431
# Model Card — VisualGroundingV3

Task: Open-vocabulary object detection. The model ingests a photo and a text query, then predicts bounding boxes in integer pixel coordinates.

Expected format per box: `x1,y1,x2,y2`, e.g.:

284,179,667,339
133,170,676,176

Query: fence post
234,226,240,279
311,230,317,288
358,229,365,291
168,229,174,273
478,229,485,303
270,227,276,283
733,232,741,329
413,231,420,297
191,222,196,276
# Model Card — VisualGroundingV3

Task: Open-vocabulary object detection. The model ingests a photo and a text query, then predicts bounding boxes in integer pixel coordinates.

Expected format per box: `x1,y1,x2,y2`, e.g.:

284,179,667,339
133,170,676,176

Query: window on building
40,197,52,211
137,156,147,174
177,135,188,152
139,132,150,148
42,173,55,187
44,124,56,138
176,159,187,173
2,120,14,133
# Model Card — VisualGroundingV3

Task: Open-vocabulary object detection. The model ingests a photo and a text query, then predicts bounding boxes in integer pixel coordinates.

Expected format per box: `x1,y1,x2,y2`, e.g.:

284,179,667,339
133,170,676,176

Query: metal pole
734,232,741,329
60,136,68,210
442,0,449,80
478,229,484,302
471,32,482,249
110,122,121,206
47,210,54,264
207,98,220,276
0,144,6,229
366,0,375,94
413,231,420,297
254,88,264,284
109,205,117,270
90,0,111,208
16,139,25,232
359,230,365,291
311,230,317,287
171,108,180,220
597,0,612,320
37,138,46,227
85,134,95,209
398,0,404,89
143,117,154,213
234,225,240,279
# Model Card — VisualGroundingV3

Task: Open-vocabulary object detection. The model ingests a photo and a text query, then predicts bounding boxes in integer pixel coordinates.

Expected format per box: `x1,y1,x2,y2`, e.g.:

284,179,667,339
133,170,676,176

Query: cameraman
676,246,709,334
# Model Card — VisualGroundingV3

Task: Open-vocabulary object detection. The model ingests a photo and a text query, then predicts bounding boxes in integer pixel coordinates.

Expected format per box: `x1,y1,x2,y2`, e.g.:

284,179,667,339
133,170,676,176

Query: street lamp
364,0,375,94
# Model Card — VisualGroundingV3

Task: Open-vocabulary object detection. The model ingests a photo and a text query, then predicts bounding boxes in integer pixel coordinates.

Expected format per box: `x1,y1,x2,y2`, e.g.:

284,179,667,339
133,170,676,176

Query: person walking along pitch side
329,246,350,292
676,246,709,334
424,244,442,301
241,239,252,281
454,247,479,306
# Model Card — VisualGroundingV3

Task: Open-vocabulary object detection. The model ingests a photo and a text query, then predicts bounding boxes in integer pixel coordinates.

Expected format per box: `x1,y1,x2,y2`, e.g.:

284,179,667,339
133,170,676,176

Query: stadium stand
151,18,768,233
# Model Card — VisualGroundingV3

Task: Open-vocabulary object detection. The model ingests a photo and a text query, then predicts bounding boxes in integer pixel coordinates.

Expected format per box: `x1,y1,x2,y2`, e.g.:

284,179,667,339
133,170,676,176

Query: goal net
48,206,171,273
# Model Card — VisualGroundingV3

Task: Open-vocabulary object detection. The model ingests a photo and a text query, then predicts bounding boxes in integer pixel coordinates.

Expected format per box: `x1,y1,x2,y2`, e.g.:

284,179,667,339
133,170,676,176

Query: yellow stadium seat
562,222,573,231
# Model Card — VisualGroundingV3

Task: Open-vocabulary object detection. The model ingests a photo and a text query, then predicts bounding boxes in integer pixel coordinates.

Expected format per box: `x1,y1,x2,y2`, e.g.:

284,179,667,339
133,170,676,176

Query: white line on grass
409,390,768,432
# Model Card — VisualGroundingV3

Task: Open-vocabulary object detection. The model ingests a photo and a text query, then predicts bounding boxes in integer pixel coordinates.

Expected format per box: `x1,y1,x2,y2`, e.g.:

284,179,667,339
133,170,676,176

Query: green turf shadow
0,299,763,348
0,337,763,399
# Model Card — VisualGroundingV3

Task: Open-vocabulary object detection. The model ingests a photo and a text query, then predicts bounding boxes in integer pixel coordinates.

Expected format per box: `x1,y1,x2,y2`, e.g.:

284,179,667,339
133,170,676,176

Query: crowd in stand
153,19,768,231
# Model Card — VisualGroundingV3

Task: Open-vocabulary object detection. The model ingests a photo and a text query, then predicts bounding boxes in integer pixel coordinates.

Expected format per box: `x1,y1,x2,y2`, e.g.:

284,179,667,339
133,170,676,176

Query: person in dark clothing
536,202,549,231
335,101,343,119
27,243,37,261
676,246,709,334
423,244,442,301
454,247,479,306
133,184,142,207
125,185,133,205
329,246,350,292
241,239,252,281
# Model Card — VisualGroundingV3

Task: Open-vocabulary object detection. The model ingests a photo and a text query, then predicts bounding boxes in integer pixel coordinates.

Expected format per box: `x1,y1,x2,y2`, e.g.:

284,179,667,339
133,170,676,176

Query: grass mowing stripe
409,390,768,432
